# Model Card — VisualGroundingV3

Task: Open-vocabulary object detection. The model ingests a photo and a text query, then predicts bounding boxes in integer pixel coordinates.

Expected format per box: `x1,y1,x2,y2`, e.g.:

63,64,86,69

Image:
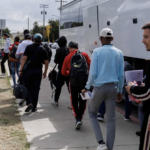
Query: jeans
88,83,117,150
1,53,12,74
138,103,144,128
11,62,20,86
124,92,132,117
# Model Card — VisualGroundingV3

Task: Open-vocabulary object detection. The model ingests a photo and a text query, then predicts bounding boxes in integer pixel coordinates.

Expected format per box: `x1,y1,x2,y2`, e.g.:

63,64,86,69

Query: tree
32,22,43,35
3,27,11,35
48,19,59,42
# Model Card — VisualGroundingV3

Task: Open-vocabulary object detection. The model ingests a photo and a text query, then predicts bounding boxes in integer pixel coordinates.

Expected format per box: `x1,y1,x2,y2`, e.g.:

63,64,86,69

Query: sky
0,0,72,33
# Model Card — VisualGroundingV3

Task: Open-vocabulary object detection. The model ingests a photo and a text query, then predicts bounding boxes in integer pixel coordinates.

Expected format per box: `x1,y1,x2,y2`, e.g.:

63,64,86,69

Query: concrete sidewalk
5,64,140,150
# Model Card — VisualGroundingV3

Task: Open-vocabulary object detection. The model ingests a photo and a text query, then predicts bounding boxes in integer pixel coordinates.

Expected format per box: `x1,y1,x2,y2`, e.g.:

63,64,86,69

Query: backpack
9,44,19,62
70,51,88,86
43,43,52,62
48,65,58,98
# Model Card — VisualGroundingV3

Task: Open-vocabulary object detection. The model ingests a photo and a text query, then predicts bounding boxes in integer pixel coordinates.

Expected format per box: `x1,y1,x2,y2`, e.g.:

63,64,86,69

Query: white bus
60,0,150,75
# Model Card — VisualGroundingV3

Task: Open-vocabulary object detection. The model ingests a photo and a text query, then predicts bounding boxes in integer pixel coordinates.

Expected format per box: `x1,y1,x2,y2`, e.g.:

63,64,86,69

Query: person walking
51,36,70,107
126,22,150,150
82,28,124,150
9,36,20,88
62,41,91,129
15,34,32,106
19,33,49,112
0,33,12,76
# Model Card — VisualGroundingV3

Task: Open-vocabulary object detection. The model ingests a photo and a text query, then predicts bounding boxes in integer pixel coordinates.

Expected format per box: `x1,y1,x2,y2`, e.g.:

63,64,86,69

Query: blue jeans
138,103,144,128
11,62,20,86
124,93,132,117
98,101,105,115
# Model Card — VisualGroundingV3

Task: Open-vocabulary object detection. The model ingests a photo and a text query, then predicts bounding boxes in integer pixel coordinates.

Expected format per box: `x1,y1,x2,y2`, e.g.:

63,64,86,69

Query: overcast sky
0,0,72,33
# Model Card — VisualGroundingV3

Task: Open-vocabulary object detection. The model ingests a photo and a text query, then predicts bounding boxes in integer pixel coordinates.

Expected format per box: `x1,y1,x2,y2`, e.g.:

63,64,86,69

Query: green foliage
48,19,59,42
3,27,11,35
32,22,43,35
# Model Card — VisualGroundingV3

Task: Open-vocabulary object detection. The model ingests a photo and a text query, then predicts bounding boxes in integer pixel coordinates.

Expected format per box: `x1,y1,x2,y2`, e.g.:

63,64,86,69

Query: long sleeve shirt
4,38,11,53
85,45,124,93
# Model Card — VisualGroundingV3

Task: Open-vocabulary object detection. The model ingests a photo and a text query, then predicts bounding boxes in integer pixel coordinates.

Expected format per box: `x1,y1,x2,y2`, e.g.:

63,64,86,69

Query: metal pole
1,20,2,41
43,7,45,42
60,0,62,11
28,17,29,30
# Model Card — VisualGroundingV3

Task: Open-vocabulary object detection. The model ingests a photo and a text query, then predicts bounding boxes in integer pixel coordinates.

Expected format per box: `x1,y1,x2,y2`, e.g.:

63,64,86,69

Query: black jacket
130,63,150,114
54,36,69,70
54,47,69,70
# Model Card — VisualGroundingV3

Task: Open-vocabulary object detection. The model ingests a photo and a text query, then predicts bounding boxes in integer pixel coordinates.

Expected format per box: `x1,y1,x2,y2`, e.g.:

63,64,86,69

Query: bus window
68,2,81,28
60,7,69,29
79,0,95,26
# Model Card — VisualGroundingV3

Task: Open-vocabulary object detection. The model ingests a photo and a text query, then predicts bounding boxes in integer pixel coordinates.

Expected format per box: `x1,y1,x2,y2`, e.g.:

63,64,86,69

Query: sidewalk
6,64,140,150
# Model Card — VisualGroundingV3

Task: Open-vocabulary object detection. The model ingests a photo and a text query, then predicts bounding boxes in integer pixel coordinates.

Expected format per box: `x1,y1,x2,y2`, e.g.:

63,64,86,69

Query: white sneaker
75,121,82,130
51,101,59,107
97,143,108,150
0,73,6,77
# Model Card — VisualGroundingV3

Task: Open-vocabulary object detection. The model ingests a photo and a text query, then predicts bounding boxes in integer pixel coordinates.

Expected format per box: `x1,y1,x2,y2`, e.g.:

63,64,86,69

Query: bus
60,0,150,75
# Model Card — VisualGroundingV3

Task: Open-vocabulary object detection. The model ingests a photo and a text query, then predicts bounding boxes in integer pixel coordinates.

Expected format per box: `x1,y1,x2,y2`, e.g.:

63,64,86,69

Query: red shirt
9,42,20,62
61,50,91,76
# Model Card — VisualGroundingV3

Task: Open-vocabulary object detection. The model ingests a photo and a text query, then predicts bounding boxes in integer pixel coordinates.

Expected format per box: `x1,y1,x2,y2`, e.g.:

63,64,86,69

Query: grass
0,76,30,150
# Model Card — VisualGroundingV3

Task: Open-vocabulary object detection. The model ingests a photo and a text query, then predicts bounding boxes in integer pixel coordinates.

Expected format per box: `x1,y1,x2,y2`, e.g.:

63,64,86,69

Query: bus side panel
118,0,150,59
83,5,100,54
97,0,125,50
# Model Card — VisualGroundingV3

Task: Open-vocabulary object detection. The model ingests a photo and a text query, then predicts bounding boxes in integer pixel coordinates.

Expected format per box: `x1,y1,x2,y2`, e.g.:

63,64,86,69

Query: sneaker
51,101,59,107
75,121,82,130
0,73,6,77
97,114,104,122
68,106,72,109
19,99,26,106
123,116,131,121
136,131,141,136
25,104,33,112
97,143,108,150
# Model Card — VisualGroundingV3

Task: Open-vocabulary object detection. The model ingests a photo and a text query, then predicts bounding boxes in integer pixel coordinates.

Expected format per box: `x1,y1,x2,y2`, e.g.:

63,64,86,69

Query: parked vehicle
60,0,150,105
51,42,59,49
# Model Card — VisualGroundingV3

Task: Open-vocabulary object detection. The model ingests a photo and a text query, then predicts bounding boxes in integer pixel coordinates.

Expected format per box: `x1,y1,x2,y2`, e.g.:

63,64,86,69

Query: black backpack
70,51,88,86
9,44,18,60
43,43,52,62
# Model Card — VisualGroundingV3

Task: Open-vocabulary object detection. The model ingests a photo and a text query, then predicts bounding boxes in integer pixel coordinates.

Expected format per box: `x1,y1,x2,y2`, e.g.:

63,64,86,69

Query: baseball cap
34,33,43,41
100,28,113,37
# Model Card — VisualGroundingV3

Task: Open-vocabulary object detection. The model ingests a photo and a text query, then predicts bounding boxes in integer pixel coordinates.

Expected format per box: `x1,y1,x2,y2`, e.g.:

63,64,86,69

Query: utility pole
55,0,67,12
28,17,29,30
40,4,49,42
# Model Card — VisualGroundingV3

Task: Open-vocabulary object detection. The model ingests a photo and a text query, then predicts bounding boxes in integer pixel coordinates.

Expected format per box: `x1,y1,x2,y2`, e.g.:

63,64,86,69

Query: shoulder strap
29,46,41,62
53,64,57,71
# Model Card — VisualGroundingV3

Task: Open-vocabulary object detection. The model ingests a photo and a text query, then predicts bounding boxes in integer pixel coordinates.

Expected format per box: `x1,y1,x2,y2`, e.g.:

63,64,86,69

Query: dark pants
1,53,12,74
98,101,105,115
70,85,87,121
24,69,42,109
54,70,69,102
139,112,150,150
125,92,132,117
